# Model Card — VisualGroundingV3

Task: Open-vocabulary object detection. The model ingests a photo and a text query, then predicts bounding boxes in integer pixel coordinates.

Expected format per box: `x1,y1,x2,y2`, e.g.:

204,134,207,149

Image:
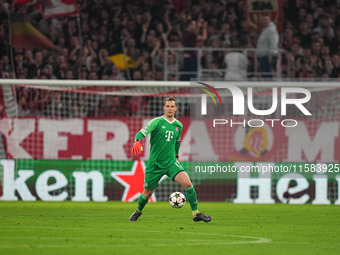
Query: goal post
0,79,339,204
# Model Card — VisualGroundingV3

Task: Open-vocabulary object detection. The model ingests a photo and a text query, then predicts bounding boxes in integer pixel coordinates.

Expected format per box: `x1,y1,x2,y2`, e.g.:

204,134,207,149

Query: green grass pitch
0,201,339,255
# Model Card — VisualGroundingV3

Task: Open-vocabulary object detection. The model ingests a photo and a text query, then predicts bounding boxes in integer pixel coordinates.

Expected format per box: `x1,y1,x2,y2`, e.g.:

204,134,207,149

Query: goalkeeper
129,97,212,223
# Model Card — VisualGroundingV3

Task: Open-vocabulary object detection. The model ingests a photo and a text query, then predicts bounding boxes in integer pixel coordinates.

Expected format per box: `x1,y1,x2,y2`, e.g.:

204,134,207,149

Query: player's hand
176,154,180,163
131,140,143,155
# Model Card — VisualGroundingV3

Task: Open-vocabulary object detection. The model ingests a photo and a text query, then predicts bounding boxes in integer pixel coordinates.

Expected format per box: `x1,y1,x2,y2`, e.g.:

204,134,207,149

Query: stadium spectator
331,53,340,78
281,28,294,50
165,53,181,79
54,55,68,79
17,96,30,117
297,21,312,48
97,96,127,117
224,49,248,81
181,19,207,80
44,91,68,118
27,50,44,78
43,64,56,79
65,69,75,80
1,55,11,78
109,65,126,80
256,15,279,79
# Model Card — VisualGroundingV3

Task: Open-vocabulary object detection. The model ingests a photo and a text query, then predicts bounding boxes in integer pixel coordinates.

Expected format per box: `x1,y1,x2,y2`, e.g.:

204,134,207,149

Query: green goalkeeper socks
185,185,198,211
137,193,149,212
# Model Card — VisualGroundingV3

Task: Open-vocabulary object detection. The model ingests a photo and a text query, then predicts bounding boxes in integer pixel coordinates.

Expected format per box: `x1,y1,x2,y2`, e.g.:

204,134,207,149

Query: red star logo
111,160,156,202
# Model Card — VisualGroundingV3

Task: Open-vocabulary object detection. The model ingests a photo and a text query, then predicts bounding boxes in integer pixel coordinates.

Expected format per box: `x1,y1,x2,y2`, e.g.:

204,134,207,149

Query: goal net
0,79,339,204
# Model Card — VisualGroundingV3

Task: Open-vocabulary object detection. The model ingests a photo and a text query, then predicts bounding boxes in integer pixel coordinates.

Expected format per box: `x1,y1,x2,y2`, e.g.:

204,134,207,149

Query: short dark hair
164,97,176,106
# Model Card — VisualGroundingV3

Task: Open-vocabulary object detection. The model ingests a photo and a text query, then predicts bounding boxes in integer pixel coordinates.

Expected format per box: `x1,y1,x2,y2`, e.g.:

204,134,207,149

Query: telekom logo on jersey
165,131,174,141
200,84,312,117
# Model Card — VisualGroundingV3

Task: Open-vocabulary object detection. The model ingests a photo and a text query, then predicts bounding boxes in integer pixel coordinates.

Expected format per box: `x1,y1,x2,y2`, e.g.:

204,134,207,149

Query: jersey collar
163,115,176,124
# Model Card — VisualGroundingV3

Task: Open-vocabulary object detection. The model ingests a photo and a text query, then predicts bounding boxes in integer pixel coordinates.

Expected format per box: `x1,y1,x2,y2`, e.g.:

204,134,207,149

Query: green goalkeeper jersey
135,116,183,169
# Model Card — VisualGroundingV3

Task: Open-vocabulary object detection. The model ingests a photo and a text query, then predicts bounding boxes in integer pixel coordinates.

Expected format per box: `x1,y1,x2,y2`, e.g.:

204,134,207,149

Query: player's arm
131,118,158,155
175,127,182,162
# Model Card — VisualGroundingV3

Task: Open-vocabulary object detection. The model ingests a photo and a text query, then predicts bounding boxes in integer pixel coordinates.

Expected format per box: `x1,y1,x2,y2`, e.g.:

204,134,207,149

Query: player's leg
129,188,154,221
170,163,196,212
170,163,212,222
138,188,154,211
129,168,162,221
173,171,197,211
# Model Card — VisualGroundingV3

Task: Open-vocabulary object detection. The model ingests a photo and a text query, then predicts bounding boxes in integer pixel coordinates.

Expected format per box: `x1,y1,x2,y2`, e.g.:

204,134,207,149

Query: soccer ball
169,192,186,208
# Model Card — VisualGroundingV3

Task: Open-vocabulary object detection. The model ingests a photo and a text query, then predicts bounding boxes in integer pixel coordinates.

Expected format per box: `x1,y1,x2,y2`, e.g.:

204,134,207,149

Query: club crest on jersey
175,127,179,132
144,182,148,188
162,126,165,129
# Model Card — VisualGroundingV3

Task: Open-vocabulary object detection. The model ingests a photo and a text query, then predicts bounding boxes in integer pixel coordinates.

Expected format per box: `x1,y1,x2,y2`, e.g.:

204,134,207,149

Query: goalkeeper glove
176,154,180,163
131,139,143,155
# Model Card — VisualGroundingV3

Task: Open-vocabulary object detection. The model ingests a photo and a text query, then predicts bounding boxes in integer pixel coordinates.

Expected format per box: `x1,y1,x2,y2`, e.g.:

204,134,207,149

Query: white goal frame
1,79,340,88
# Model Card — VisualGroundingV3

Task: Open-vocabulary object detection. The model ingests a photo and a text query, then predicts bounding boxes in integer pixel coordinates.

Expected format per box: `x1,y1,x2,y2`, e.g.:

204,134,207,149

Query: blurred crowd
0,0,340,117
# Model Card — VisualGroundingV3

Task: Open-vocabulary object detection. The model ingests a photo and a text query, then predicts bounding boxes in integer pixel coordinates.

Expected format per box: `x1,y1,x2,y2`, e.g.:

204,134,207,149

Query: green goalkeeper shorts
144,160,185,190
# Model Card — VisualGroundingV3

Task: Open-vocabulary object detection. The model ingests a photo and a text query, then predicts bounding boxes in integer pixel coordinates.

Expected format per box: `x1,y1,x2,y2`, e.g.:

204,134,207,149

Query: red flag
39,0,78,18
